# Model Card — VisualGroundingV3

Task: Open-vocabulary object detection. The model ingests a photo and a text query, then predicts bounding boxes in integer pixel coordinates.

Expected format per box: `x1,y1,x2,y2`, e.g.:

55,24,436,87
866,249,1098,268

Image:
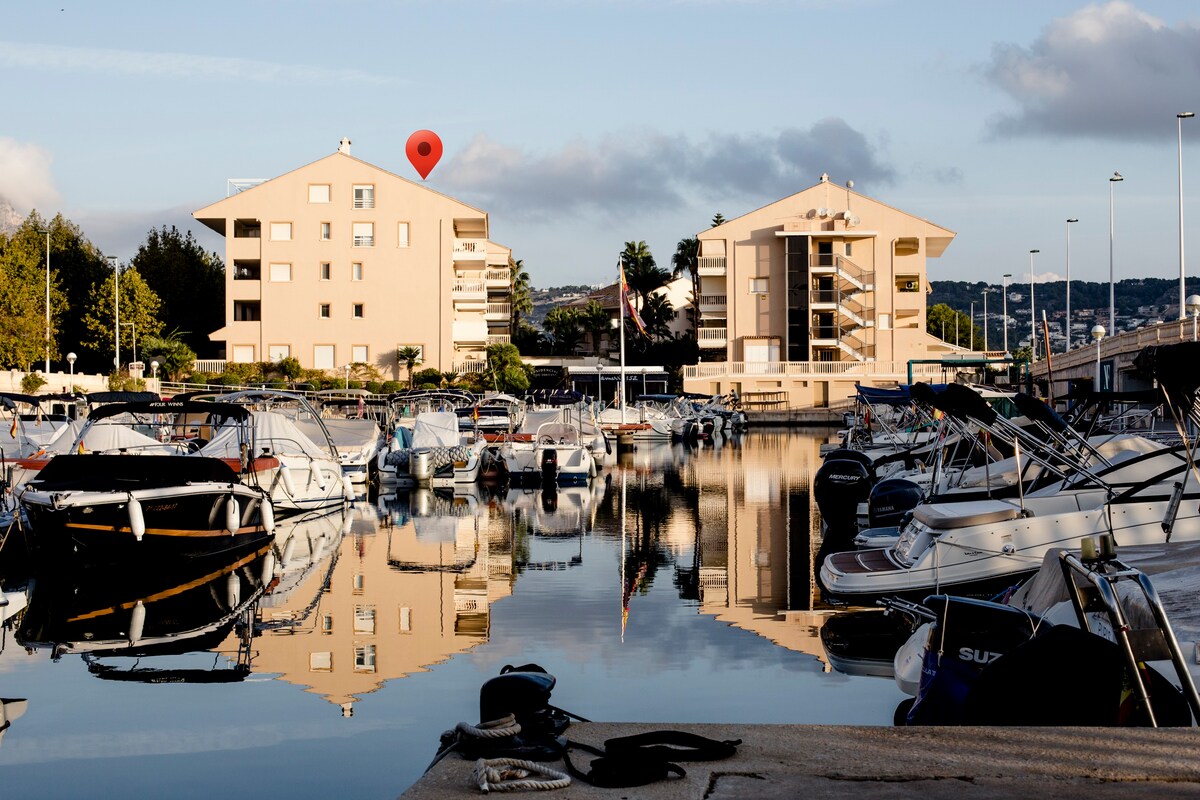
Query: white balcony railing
697,327,727,348
453,360,488,374
485,302,511,319
453,239,487,261
697,294,727,311
483,268,511,285
487,333,511,345
452,280,486,298
193,359,228,373
698,256,726,276
353,235,375,247
683,358,1007,380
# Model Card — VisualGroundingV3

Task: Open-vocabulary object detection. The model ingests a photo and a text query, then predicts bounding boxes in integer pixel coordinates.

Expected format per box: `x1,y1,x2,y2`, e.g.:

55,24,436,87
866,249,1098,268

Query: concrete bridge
1030,317,1198,397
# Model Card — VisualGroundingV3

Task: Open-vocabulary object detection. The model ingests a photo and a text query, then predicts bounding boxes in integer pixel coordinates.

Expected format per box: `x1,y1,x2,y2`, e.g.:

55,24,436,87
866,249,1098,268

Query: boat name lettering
958,647,1002,664
148,503,179,512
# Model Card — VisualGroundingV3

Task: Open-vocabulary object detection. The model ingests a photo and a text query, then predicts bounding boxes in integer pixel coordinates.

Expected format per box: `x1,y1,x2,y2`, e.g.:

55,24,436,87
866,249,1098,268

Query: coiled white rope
471,758,570,793
456,715,522,740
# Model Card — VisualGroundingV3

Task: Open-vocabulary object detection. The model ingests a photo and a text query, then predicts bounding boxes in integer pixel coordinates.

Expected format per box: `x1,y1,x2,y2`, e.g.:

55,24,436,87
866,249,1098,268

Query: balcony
487,333,511,346
233,261,261,281
451,279,486,300
698,327,727,348
809,254,874,291
698,256,726,276
809,289,874,327
485,302,512,321
483,268,511,287
453,360,488,374
352,235,374,247
697,294,727,313
453,239,487,262
810,324,874,362
452,319,488,344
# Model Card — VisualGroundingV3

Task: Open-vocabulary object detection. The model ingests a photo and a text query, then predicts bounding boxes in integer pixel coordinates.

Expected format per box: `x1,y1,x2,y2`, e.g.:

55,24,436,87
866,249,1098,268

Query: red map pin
406,130,443,180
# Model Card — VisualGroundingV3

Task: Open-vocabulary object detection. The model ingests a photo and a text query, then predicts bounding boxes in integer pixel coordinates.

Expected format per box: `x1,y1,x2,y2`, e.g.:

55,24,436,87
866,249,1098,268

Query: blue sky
3,0,1200,290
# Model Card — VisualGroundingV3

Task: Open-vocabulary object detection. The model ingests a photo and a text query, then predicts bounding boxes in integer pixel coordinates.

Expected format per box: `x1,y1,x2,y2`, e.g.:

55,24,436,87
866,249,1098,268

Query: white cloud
1022,271,1065,283
0,138,59,212
982,1,1200,140
0,41,395,85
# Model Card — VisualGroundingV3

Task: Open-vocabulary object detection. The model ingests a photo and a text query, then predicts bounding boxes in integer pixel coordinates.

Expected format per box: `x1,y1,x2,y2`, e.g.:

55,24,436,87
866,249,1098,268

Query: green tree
0,211,73,370
130,226,225,357
140,329,197,381
711,212,726,227
509,257,533,332
671,236,699,337
578,300,611,356
543,306,583,355
620,241,670,307
441,370,461,388
79,266,165,366
640,293,676,340
927,303,981,350
397,346,424,388
485,343,531,393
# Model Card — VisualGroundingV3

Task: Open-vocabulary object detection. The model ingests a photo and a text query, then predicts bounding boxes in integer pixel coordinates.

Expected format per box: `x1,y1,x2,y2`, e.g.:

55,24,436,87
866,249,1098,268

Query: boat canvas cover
411,412,460,449
2,418,79,456
80,421,179,455
519,409,565,434
299,417,379,454
199,411,330,460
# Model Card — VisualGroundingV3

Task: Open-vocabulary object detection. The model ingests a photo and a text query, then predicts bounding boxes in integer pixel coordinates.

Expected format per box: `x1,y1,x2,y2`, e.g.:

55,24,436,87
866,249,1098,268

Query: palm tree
441,370,460,388
639,293,676,340
509,257,533,332
578,300,611,355
672,236,699,338
620,241,669,307
397,346,423,389
543,306,584,356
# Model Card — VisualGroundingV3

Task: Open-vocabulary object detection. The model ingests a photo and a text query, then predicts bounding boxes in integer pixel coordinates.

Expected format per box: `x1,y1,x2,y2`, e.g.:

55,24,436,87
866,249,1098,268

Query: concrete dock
402,722,1200,798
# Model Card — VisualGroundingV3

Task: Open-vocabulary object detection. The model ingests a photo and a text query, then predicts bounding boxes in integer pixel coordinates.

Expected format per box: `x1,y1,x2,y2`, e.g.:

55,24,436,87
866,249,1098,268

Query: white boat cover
198,411,330,460
80,421,180,455
299,417,379,454
519,409,565,434
412,412,460,449
912,499,1023,529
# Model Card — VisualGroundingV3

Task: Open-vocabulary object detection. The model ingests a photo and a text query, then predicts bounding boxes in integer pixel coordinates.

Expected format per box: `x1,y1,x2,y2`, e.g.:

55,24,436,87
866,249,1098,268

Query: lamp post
151,360,159,380
970,301,975,350
982,288,990,351
1029,250,1040,361
1065,219,1078,350
107,255,120,370
1109,172,1123,333
67,352,76,376
1091,324,1106,391
1180,113,1195,319
1002,273,1012,353
1188,295,1200,342
37,229,50,373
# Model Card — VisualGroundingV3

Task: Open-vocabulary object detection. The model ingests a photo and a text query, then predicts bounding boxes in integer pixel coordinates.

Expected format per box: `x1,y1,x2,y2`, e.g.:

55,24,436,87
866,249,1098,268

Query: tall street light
1029,250,1040,361
1179,113,1195,320
66,352,76,376
1109,172,1123,333
37,229,50,373
1065,219,1078,351
970,301,975,350
1091,324,1106,391
981,288,989,351
107,255,120,370
1002,273,1012,353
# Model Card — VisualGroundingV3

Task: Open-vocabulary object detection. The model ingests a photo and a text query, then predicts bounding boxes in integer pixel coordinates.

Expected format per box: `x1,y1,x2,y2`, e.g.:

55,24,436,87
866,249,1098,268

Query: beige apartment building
683,174,972,408
194,140,512,379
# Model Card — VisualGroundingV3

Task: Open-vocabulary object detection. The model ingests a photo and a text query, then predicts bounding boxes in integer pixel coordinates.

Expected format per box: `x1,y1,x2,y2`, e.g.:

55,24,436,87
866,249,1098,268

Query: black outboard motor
540,448,558,486
867,478,924,529
814,457,873,553
820,448,875,475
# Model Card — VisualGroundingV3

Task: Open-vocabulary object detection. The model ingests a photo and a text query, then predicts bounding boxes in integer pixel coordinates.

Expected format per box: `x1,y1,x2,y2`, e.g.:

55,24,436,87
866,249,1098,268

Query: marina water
0,430,907,798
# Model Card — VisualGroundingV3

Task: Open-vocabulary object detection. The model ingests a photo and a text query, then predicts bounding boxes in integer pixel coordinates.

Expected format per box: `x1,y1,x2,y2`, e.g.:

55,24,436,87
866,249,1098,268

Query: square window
314,344,335,369
353,184,375,209
354,606,376,634
232,345,255,363
269,262,292,282
352,222,374,247
353,303,365,319
749,277,769,294
320,222,331,241
270,222,292,241
397,222,410,248
352,345,368,363
319,303,331,319
268,345,290,362
321,614,333,633
308,184,330,203
320,262,331,281
354,644,377,672
309,651,332,671
352,262,363,281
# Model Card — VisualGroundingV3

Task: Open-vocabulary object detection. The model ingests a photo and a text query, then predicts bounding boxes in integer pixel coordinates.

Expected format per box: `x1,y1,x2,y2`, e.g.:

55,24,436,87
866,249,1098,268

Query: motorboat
398,411,489,488
311,392,389,485
0,392,84,525
497,410,596,487
597,401,673,441
19,400,278,566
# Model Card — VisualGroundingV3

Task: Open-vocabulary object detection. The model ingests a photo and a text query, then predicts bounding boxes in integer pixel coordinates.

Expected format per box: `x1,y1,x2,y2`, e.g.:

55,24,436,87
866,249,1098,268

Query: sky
3,0,1200,290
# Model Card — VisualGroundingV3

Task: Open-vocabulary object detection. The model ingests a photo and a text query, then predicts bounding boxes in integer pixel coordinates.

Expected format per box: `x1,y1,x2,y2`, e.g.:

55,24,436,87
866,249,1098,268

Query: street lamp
1002,273,1012,353
67,352,76,375
970,301,975,350
37,229,50,373
1065,219,1078,350
981,288,990,351
1187,295,1200,342
1180,113,1195,320
1109,172,1123,333
151,360,159,380
1091,324,1106,391
106,255,120,370
1029,250,1040,361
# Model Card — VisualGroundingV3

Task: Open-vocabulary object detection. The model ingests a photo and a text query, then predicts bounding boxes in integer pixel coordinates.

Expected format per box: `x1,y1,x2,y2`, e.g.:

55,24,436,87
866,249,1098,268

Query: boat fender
342,475,355,500
279,461,297,497
261,550,277,583
311,460,327,491
260,498,275,534
341,511,354,536
127,496,146,542
128,600,146,646
225,496,240,536
226,571,240,608
281,534,297,566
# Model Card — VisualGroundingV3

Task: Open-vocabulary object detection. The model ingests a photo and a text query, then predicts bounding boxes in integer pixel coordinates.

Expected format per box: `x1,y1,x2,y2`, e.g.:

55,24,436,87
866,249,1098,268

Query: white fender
341,511,354,536
128,600,146,645
226,572,240,608
279,461,297,497
342,475,354,500
127,496,146,542
225,496,240,536
261,551,276,584
260,498,275,534
281,534,297,566
310,459,326,490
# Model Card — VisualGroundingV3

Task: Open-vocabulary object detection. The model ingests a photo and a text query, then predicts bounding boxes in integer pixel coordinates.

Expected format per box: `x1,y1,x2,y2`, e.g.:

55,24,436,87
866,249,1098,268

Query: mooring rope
471,758,571,793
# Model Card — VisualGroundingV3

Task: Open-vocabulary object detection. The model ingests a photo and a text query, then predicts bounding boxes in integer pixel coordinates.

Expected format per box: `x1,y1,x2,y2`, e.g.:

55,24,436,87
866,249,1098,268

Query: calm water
0,430,905,798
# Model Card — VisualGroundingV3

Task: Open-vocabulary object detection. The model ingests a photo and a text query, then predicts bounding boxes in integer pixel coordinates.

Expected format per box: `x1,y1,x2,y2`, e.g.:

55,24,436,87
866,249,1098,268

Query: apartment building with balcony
684,173,961,408
194,139,512,379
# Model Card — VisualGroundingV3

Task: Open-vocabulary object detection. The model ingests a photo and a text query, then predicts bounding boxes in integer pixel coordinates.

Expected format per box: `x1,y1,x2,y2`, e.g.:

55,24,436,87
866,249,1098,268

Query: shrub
381,381,403,394
21,373,47,394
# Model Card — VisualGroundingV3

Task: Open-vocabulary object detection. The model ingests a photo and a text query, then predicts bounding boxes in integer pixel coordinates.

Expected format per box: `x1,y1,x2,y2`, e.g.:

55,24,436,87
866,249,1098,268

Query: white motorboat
498,410,596,486
310,393,389,485
403,411,489,488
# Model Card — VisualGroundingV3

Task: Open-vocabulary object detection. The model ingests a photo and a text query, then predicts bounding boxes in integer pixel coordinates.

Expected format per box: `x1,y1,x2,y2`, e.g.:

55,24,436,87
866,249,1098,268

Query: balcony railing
698,256,726,276
485,302,512,319
193,359,228,373
698,327,727,348
487,333,511,345
483,268,511,285
809,254,874,290
697,294,727,311
684,361,959,380
453,239,487,261
453,360,488,374
353,235,375,247
452,280,486,298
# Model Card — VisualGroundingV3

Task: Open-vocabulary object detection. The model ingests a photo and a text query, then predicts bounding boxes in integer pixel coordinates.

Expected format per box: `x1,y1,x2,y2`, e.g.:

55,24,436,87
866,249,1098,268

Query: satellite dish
806,209,817,219
817,207,829,218
845,213,860,227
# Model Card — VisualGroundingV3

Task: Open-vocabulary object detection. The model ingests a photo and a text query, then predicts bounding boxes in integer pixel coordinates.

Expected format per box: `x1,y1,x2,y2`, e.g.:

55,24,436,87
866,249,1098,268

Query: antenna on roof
338,137,352,155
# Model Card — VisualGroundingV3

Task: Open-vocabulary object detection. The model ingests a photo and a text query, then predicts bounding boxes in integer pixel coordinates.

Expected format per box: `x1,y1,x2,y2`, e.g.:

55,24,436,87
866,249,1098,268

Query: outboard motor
540,448,558,486
702,418,715,438
867,478,924,529
820,448,875,475
814,457,873,553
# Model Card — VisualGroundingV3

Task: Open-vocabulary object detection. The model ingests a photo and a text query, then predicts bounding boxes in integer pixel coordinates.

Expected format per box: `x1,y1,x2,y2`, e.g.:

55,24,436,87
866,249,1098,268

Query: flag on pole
618,262,648,337
8,415,16,439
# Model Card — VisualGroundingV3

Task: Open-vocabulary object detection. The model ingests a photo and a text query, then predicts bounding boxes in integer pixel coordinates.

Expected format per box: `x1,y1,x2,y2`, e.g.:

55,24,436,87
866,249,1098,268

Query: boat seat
824,548,903,575
912,499,1022,530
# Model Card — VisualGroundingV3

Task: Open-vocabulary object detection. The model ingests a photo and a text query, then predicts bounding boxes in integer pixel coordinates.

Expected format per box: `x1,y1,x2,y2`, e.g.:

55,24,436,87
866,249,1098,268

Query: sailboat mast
619,262,627,424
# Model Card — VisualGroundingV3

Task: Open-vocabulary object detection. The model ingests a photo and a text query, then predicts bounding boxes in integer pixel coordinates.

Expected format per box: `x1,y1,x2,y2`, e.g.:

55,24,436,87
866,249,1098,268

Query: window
352,573,365,593
352,222,374,247
321,614,333,633
320,262,331,281
353,303,365,319
399,606,412,633
269,222,292,241
233,301,260,321
354,644,377,672
878,313,892,330
319,303,331,319
268,345,291,362
397,222,410,248
353,184,375,209
269,262,292,282
231,345,255,363
845,242,853,257
308,184,331,203
309,652,332,671
352,262,363,281
354,606,376,634
352,345,368,363
749,277,769,294
314,344,335,369
320,222,331,241
897,275,920,293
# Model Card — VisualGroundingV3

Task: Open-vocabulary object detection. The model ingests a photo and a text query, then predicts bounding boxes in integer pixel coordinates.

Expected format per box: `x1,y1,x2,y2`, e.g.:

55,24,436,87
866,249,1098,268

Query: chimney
338,137,352,155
